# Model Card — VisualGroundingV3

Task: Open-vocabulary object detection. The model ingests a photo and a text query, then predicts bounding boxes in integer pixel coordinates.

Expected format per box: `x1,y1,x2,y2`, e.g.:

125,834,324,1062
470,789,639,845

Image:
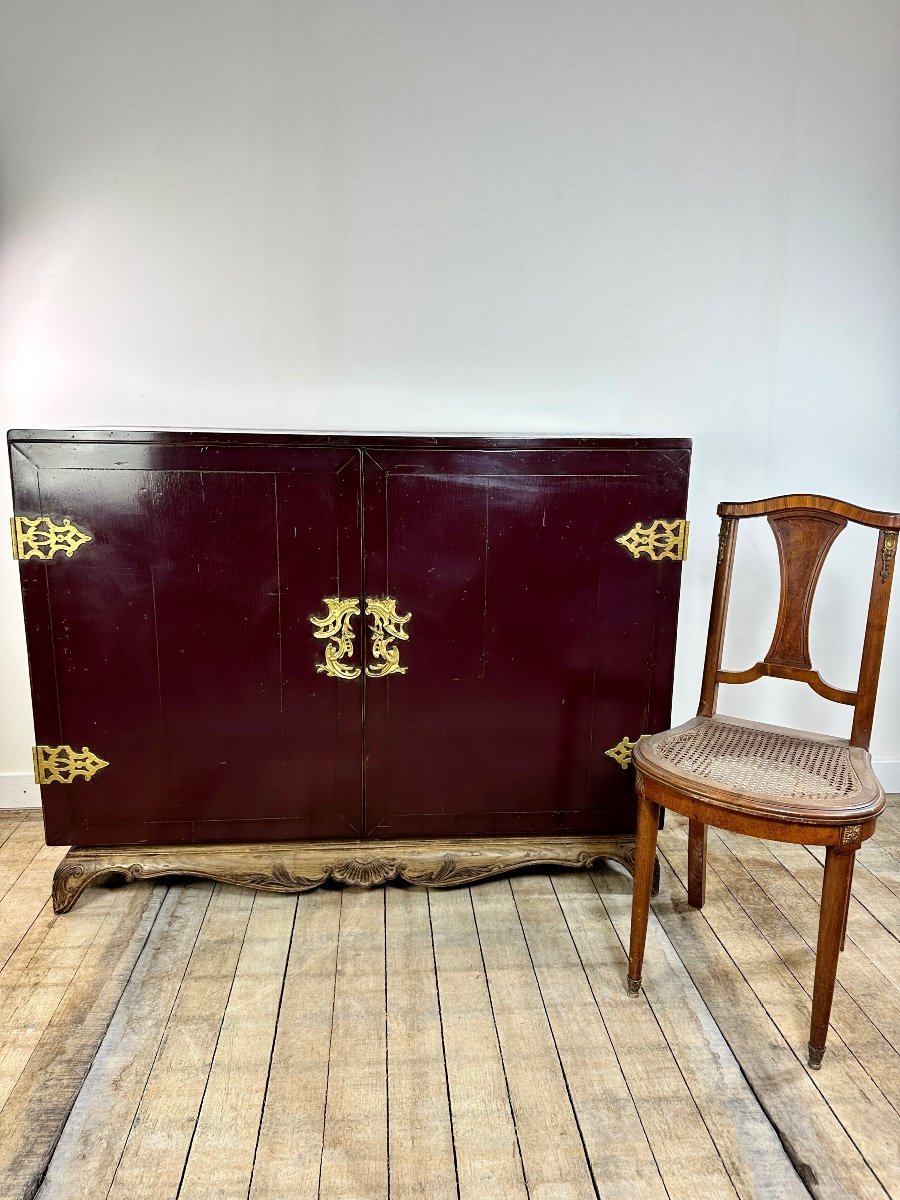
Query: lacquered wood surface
10,437,364,844
362,446,690,838
9,431,690,847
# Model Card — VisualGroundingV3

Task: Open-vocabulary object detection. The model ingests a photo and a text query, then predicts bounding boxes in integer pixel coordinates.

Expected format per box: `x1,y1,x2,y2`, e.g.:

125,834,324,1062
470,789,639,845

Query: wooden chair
627,495,899,1068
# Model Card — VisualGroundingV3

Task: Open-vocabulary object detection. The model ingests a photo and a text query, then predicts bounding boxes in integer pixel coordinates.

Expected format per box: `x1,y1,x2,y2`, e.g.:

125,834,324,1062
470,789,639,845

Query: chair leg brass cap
626,976,642,997
808,1044,825,1070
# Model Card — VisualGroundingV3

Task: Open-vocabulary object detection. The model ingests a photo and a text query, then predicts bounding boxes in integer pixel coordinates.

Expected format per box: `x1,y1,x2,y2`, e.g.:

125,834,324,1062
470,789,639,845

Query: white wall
1,0,899,797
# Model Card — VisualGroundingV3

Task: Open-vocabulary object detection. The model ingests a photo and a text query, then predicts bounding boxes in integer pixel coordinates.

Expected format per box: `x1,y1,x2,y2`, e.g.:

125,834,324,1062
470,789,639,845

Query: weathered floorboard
0,797,895,1200
663,821,900,1193
511,873,669,1200
430,887,527,1200
384,887,457,1200
36,885,215,1200
318,890,389,1200
108,885,255,1200
554,871,739,1200
655,839,888,1200
0,882,166,1200
249,890,341,1200
592,864,810,1200
712,826,900,1115
471,880,598,1199
178,892,296,1200
0,886,116,1114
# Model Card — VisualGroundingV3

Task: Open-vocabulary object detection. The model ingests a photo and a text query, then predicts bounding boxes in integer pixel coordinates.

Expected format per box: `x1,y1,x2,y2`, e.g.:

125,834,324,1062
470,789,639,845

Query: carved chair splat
627,494,899,1069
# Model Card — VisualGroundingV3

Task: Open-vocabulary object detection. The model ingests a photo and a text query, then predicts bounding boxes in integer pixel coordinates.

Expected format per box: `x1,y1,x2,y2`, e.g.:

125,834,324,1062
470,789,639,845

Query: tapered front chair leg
839,855,855,952
627,777,660,997
808,846,855,1069
688,818,707,909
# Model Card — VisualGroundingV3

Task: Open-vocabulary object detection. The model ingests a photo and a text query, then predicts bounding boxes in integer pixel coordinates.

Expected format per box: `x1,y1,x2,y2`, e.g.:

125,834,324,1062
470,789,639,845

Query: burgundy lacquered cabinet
8,430,691,911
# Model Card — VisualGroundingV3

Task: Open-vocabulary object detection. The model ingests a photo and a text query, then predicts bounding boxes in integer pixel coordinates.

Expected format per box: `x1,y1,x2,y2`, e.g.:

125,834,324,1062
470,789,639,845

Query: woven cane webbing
651,720,862,800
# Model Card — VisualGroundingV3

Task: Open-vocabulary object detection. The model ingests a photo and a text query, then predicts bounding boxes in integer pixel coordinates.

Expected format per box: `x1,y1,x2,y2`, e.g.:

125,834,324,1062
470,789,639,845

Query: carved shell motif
330,857,401,887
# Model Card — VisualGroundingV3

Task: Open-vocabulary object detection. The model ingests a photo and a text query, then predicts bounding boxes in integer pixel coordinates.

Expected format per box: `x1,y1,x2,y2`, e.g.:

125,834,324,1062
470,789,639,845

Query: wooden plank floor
0,800,898,1200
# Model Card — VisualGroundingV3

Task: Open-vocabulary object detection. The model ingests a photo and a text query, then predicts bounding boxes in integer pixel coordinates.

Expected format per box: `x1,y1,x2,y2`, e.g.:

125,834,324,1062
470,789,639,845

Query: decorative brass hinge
365,597,411,678
33,744,109,785
605,735,644,770
11,516,92,561
310,598,361,680
616,519,689,562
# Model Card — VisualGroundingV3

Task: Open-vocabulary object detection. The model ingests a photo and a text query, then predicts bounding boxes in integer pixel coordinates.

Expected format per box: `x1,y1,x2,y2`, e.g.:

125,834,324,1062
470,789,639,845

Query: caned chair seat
636,715,885,826
626,494,899,1070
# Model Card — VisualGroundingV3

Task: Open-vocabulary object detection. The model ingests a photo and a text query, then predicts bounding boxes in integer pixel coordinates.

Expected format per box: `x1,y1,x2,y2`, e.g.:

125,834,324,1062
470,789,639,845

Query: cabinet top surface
9,428,691,451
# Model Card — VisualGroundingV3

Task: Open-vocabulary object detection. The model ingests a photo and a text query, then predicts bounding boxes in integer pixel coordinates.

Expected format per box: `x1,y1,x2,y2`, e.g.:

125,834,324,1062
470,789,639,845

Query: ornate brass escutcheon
11,515,92,561
33,744,109,785
365,597,411,678
309,597,362,680
616,519,689,562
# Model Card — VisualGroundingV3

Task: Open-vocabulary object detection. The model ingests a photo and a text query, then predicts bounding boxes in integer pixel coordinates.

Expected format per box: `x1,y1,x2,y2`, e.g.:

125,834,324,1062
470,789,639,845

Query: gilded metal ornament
11,515,92,561
365,597,411,678
33,744,109,785
840,825,862,846
309,597,362,680
717,518,732,565
605,735,641,769
881,531,897,584
616,518,689,562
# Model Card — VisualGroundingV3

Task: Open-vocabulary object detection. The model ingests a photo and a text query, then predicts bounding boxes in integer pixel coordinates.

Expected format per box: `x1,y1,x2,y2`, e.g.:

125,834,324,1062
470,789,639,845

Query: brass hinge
33,744,109,785
616,519,689,562
11,516,92,561
605,735,645,769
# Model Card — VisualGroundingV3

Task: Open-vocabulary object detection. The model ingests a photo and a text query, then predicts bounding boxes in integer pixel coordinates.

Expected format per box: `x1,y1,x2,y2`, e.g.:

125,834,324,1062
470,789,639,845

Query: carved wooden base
52,834,659,914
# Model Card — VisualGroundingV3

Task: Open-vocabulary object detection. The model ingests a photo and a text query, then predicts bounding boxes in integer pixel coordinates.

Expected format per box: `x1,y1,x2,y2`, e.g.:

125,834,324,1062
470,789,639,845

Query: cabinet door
361,446,689,839
11,436,363,846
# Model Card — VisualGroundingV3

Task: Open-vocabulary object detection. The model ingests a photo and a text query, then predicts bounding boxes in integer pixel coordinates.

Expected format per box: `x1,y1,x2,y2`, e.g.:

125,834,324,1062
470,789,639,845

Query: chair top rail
718,494,900,530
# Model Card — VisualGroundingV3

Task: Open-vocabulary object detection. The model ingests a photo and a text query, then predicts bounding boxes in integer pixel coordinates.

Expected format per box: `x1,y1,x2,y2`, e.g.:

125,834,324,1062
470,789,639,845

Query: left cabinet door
10,435,364,846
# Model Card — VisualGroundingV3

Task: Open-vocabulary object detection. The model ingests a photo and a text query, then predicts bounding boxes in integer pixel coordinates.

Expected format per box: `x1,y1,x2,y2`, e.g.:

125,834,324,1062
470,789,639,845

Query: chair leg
839,855,855,952
688,818,707,909
808,847,855,1069
627,778,660,997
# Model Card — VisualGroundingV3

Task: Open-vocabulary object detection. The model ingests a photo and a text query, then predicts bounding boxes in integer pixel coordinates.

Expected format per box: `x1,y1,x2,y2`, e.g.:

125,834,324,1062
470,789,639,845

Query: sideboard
8,430,691,910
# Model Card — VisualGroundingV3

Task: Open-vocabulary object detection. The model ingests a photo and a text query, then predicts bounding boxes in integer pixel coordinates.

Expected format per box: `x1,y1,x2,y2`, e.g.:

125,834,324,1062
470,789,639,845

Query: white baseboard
1,762,898,814
0,774,40,809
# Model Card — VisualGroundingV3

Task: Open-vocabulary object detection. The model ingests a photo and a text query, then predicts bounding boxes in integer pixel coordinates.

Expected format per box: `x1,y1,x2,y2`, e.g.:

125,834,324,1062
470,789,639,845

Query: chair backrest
698,495,900,749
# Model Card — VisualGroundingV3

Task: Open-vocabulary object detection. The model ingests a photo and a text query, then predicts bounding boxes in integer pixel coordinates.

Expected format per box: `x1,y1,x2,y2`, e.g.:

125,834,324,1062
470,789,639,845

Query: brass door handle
365,598,411,678
310,598,361,679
